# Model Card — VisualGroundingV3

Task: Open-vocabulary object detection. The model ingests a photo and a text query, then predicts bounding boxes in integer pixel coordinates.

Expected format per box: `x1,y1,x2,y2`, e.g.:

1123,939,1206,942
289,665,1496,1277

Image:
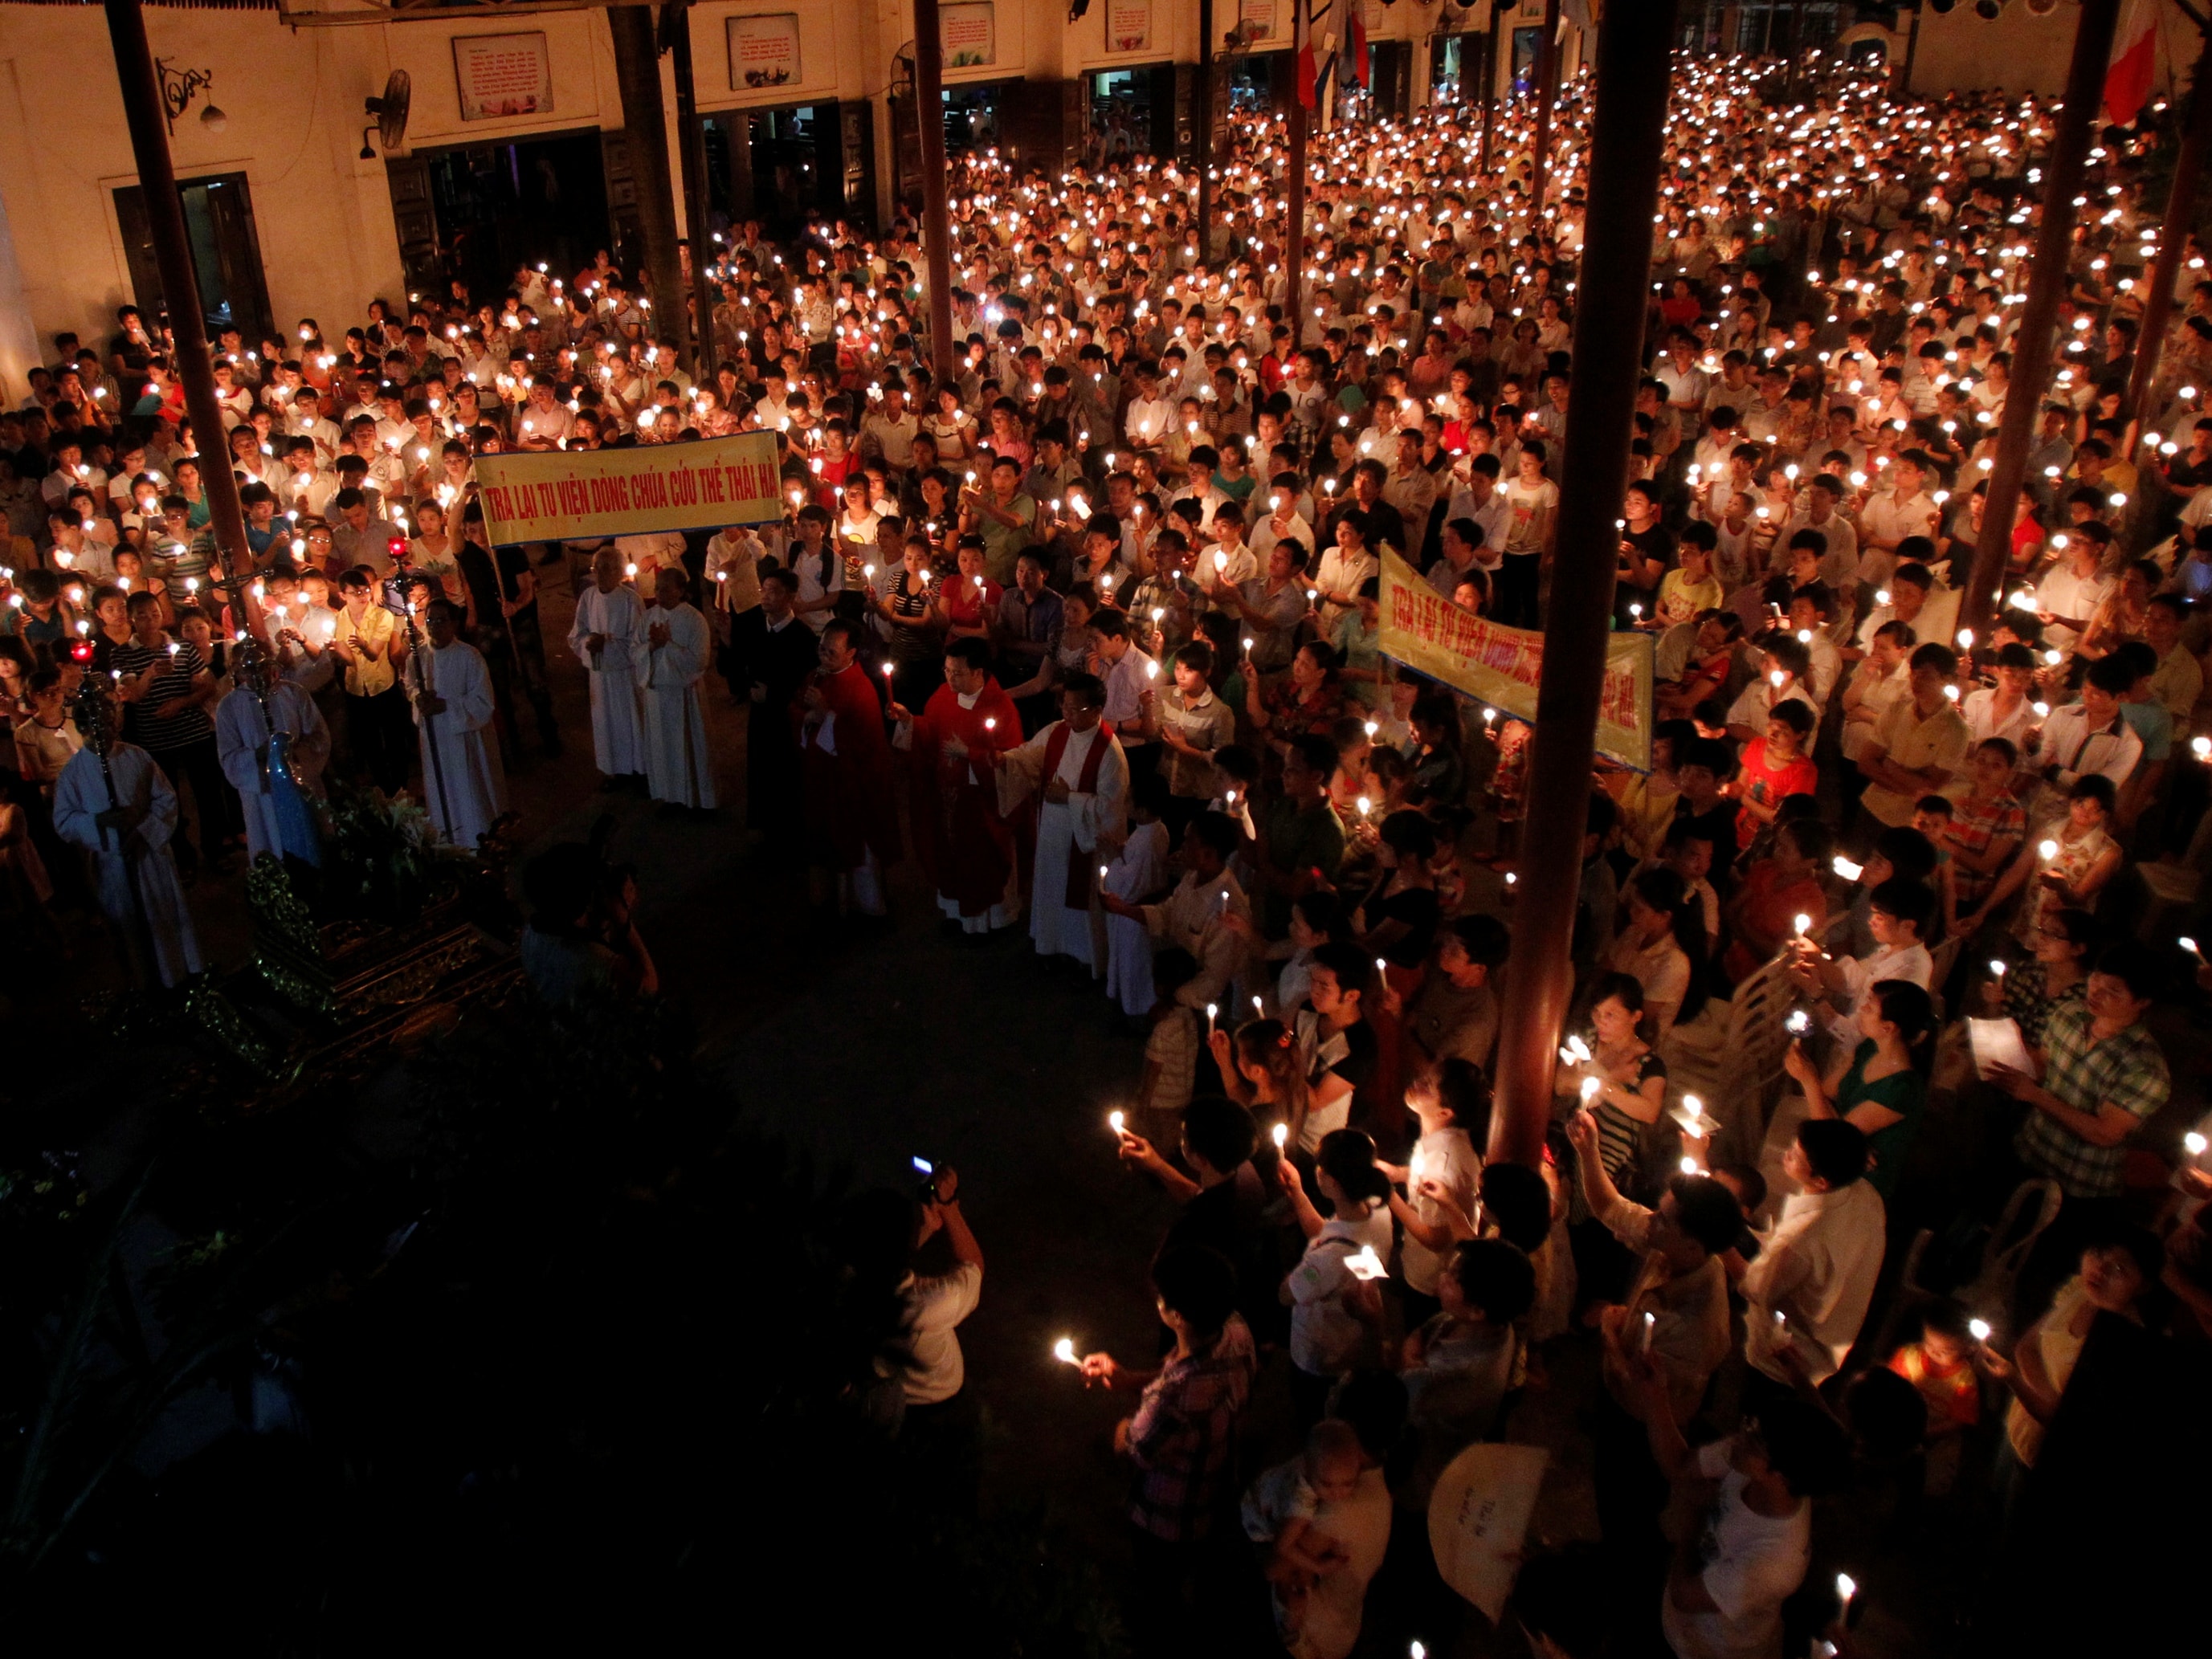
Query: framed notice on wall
940,2,996,69
1105,0,1155,55
728,13,802,90
452,32,552,121
1238,0,1284,45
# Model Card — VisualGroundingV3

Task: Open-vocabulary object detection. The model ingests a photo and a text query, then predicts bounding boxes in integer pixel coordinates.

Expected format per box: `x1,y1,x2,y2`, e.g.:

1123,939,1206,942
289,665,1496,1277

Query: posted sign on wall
473,434,784,545
452,32,553,121
1377,549,1653,769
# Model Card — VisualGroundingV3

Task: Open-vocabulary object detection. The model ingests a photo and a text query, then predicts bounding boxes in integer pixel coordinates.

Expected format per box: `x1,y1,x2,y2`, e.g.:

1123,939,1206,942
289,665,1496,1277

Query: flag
1561,0,1594,32
1296,0,1316,109
2104,0,2158,126
1351,5,1369,88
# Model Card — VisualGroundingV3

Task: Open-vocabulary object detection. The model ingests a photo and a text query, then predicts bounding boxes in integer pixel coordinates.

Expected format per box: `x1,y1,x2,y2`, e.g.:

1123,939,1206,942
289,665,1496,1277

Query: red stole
912,679,1018,911
800,660,901,869
1040,719,1109,911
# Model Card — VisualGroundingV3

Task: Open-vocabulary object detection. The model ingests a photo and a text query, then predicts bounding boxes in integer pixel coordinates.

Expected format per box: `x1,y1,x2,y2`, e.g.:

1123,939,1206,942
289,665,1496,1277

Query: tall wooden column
912,0,956,383
1961,0,2122,646
2128,56,2212,424
668,1,719,381
1528,0,1561,216
101,0,249,580
1488,0,1679,1169
610,2,696,369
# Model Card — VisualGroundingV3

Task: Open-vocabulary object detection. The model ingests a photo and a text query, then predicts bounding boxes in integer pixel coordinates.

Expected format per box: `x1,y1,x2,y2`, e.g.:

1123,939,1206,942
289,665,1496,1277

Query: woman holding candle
1557,974,1670,1214
1987,775,2123,951
1785,978,1934,1200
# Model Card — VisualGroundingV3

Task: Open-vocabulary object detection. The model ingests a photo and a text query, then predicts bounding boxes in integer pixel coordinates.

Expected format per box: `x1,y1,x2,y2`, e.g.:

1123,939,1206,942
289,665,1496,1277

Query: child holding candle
1278,1127,1395,1428
1381,1059,1488,1330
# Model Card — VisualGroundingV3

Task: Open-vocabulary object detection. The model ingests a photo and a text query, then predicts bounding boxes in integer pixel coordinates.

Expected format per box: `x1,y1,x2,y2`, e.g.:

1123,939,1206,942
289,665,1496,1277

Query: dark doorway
941,84,1005,156
1512,26,1542,96
389,129,612,311
1088,65,1158,156
112,171,273,344
1225,51,1284,113
704,104,831,238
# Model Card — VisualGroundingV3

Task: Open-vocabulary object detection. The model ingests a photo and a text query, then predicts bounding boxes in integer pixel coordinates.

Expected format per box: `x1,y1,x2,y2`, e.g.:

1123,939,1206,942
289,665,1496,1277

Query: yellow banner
1377,548,1654,769
473,432,784,544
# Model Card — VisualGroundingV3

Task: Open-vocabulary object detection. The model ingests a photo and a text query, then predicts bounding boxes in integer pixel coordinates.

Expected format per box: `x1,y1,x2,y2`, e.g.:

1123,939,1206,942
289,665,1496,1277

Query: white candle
1271,1121,1289,1152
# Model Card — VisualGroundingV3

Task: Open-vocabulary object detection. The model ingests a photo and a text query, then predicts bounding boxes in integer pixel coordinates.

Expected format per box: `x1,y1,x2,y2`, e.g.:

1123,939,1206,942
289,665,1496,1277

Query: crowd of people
4,47,2210,1657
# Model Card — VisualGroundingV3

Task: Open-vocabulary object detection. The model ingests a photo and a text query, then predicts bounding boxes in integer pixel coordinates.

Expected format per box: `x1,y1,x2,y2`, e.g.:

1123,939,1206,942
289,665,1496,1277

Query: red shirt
1732,738,1818,850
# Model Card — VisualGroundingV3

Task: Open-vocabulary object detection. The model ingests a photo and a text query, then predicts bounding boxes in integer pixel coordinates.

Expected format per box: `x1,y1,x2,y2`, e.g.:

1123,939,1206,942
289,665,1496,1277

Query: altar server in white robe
216,659,330,862
567,544,649,785
409,599,506,849
975,673,1128,973
638,566,716,811
53,717,203,988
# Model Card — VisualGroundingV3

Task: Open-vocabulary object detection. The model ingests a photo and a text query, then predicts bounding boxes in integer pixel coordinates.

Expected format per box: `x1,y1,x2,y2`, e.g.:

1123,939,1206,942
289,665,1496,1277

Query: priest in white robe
637,567,716,811
216,660,330,862
53,722,203,988
974,673,1128,973
567,544,649,785
406,599,506,849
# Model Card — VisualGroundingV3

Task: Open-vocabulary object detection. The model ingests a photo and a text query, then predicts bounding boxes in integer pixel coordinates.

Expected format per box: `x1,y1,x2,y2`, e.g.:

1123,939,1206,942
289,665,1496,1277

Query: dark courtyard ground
22,551,2169,1654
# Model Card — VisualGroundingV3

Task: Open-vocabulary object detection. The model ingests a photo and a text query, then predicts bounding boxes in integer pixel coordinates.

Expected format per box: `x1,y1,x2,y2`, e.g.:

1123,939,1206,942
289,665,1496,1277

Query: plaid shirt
1126,1313,1256,1542
2014,1002,2169,1199
1943,788,2026,910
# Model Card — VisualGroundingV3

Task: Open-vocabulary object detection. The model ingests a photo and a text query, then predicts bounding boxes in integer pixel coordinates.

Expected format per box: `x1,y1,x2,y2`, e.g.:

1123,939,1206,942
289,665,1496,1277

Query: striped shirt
110,638,214,751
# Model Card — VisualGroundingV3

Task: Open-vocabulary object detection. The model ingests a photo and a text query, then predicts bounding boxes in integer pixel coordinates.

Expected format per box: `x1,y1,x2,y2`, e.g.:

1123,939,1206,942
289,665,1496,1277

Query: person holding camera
900,1164,986,1415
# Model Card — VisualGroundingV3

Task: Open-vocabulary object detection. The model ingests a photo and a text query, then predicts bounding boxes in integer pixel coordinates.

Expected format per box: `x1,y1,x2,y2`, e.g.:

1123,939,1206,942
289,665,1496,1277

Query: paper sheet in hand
1967,1017,2033,1078
1427,1441,1548,1621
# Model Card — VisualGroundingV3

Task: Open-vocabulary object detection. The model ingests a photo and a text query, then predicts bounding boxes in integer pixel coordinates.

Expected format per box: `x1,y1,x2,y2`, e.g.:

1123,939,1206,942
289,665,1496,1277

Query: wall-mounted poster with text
452,32,552,122
940,2,996,69
728,13,802,91
1106,0,1155,55
1239,0,1284,46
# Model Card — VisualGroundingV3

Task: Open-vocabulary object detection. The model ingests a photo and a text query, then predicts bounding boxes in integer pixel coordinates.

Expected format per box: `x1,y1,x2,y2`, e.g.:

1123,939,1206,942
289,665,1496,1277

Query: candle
1835,1574,1857,1617
1205,1001,1218,1035
1832,855,1863,882
1968,1318,1993,1344
1251,995,1263,1018
1271,1121,1289,1152
1786,1009,1812,1035
1990,959,2009,980
2181,935,2206,964
1108,1110,1125,1138
1051,1338,1079,1366
2187,1131,2210,1157
1641,1310,1657,1353
1793,913,1811,938
2038,838,2059,863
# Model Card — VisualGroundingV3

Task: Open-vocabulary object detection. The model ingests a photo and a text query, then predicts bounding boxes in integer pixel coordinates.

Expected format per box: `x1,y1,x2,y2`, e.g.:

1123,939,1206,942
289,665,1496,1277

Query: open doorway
113,171,273,344
432,131,609,305
706,104,819,238
941,84,1005,157
386,130,612,312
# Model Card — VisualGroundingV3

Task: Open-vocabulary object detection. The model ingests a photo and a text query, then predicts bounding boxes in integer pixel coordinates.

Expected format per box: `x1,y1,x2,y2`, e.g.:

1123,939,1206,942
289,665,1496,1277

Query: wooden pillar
912,0,957,384
1287,96,1307,352
668,2,718,381
609,3,695,368
1479,7,1498,174
1196,0,1214,260
1529,0,1561,217
2129,56,2212,424
1488,0,1679,1170
1961,0,2123,647
101,0,249,581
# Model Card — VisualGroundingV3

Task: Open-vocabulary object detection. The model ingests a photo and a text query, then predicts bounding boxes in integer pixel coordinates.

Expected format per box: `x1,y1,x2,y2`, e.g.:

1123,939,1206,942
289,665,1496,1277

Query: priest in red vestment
892,636,1022,933
798,618,901,915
